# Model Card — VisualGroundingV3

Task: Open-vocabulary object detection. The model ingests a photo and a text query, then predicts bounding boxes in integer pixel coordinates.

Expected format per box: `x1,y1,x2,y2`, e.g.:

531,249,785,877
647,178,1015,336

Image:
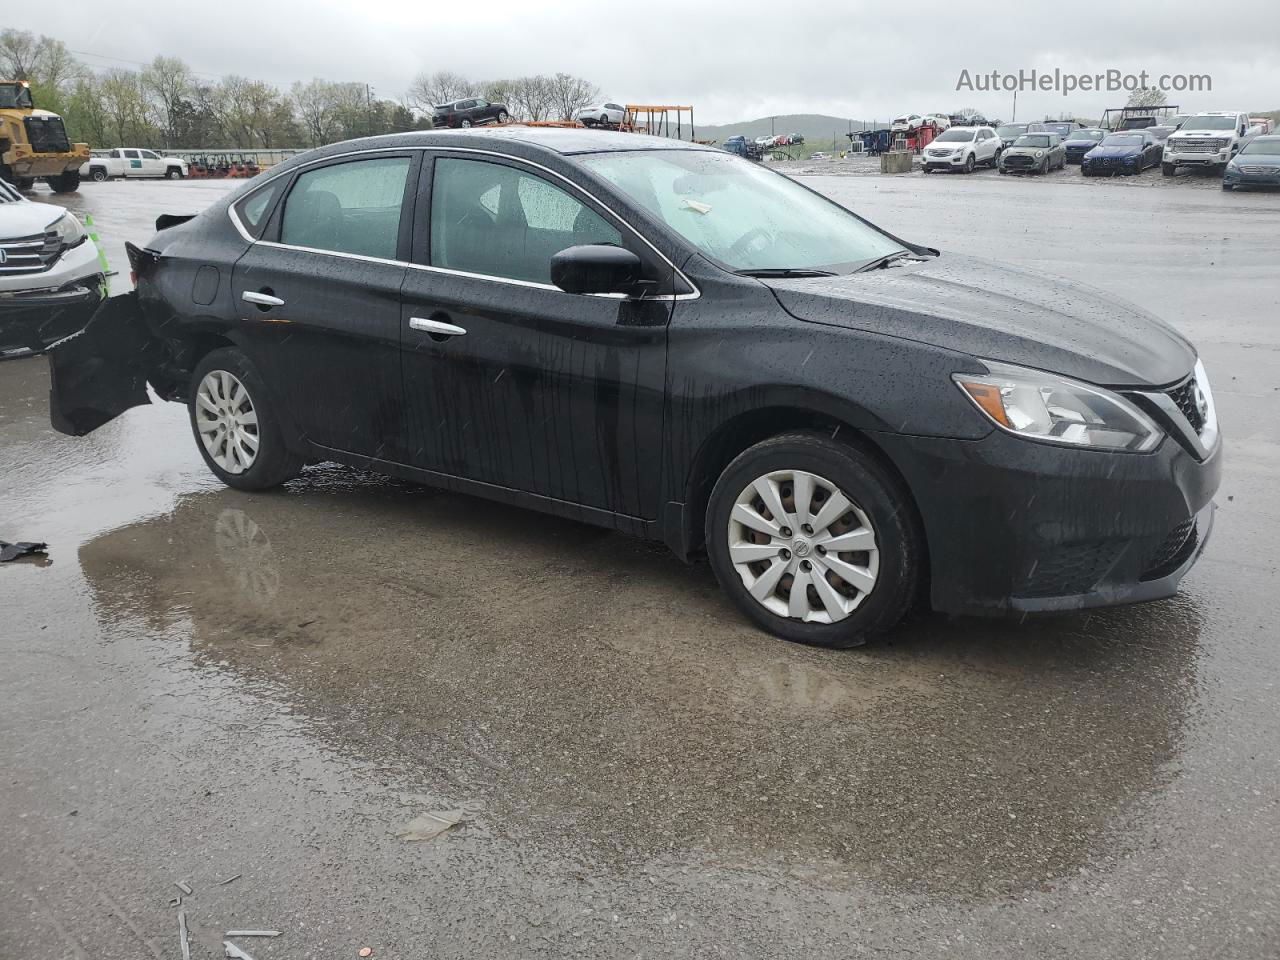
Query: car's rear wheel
189,347,303,491
460,118,473,128
706,432,921,648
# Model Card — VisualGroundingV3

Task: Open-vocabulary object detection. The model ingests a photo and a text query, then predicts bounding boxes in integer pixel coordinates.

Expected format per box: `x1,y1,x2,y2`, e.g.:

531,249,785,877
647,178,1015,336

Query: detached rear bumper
872,428,1222,618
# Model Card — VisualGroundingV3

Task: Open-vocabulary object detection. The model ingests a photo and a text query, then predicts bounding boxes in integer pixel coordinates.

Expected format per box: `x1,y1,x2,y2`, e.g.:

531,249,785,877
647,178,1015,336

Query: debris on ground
393,810,465,842
0,540,46,562
226,930,280,938
218,874,241,885
168,896,183,907
178,911,191,960
175,880,194,896
224,942,256,960
359,949,373,957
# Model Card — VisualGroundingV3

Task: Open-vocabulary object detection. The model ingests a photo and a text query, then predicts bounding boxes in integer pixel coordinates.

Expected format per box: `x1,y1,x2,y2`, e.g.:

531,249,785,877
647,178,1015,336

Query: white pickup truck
1162,112,1251,175
80,148,189,182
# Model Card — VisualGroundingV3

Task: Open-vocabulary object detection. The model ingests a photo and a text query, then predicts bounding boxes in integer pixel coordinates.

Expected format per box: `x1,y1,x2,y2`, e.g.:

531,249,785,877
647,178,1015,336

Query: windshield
1068,129,1106,141
1184,115,1236,130
934,128,974,142
580,149,906,274
996,124,1027,138
1014,135,1051,147
1043,124,1073,135
1102,135,1144,146
1241,139,1280,156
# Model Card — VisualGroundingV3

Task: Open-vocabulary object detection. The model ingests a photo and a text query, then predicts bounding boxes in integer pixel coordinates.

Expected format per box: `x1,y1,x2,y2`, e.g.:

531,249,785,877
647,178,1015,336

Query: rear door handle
242,291,285,307
409,317,467,337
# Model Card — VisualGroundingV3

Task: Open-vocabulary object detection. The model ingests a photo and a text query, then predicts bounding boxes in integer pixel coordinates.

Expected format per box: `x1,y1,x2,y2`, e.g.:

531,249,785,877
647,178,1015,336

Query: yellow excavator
0,80,89,193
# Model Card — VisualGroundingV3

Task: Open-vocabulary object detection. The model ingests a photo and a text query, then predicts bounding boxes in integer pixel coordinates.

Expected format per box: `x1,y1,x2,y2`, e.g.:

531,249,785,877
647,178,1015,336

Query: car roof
332,127,717,156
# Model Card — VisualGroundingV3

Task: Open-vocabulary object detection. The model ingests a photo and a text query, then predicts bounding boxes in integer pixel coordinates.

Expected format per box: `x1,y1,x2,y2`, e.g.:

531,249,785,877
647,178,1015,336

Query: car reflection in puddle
77,478,1204,899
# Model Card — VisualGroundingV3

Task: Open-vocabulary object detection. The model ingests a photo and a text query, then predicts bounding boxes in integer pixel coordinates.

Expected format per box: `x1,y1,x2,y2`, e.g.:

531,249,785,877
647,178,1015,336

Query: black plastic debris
1,541,46,562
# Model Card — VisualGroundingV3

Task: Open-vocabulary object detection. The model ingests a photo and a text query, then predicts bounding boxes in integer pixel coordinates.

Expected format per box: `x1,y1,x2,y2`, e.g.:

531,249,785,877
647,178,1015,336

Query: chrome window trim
227,143,700,302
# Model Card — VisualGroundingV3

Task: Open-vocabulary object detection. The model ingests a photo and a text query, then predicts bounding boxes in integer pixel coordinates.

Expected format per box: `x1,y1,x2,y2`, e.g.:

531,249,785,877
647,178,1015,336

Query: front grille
1019,540,1123,598
23,116,72,154
1141,518,1197,581
1167,377,1206,433
1004,156,1034,167
1173,140,1222,154
1239,164,1277,174
0,230,60,275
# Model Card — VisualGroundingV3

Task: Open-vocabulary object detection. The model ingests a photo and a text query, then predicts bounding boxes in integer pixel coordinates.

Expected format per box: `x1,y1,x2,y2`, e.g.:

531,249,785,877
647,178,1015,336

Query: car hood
762,253,1195,387
1234,154,1280,165
1086,145,1142,158
0,200,64,238
1171,128,1233,137
1004,146,1050,156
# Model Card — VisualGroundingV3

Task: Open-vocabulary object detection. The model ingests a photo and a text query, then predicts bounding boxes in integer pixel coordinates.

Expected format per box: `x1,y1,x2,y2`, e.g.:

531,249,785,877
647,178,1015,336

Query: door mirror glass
550,244,642,295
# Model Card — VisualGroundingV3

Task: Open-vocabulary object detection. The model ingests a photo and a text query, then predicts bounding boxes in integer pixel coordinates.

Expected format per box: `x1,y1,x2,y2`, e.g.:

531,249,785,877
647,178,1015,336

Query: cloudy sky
20,0,1280,124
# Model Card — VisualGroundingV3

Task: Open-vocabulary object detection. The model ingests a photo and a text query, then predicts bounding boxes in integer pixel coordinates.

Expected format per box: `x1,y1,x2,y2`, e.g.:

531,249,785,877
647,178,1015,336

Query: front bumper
1,239,106,354
1223,166,1280,186
1164,149,1232,167
872,428,1221,618
0,236,101,294
922,153,966,169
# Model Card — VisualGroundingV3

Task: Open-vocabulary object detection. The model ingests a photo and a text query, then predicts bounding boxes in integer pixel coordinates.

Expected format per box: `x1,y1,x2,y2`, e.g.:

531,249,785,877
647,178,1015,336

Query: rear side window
280,156,411,259
234,178,286,236
429,157,621,284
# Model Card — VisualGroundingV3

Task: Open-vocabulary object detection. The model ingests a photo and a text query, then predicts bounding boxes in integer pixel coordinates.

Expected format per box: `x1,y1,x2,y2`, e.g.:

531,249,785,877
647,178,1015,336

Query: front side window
581,149,904,275
430,157,621,284
124,150,141,159
142,150,159,160
280,156,410,259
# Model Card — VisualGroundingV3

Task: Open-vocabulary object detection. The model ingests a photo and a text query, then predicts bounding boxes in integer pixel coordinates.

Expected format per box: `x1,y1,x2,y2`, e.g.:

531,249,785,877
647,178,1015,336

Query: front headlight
1035,150,1044,158
953,361,1162,453
51,212,87,250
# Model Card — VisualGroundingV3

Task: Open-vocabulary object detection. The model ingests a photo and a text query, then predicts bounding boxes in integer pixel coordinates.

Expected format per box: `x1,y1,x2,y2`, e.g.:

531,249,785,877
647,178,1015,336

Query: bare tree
292,79,341,146
142,56,193,148
509,75,555,122
1127,87,1168,109
0,29,41,80
0,29,80,91
99,68,152,145
407,70,474,112
549,72,599,121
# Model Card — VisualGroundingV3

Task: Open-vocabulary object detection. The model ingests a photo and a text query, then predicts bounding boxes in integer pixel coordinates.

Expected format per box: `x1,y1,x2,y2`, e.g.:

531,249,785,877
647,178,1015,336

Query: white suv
0,179,105,355
1162,112,1251,175
921,126,1001,173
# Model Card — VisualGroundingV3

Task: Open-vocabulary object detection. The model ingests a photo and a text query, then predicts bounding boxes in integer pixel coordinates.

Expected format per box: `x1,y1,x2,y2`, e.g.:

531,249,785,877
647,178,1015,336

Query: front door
231,151,418,459
399,153,672,520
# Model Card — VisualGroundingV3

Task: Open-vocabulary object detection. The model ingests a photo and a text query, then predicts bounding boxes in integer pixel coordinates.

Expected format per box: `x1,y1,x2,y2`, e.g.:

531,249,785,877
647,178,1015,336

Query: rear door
231,150,419,459
398,152,674,520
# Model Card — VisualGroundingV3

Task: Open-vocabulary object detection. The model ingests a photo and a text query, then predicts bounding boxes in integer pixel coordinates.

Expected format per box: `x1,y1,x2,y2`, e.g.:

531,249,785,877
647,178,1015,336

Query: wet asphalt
2,172,1278,959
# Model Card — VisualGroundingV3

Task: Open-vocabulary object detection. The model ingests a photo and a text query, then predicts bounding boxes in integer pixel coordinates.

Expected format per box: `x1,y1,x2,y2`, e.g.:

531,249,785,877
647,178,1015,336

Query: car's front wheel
165,166,183,179
189,347,303,491
964,153,975,173
706,432,921,647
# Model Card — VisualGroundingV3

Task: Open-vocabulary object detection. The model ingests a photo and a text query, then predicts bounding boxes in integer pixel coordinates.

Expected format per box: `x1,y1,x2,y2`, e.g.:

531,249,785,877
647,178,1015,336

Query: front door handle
409,316,467,337
242,291,285,307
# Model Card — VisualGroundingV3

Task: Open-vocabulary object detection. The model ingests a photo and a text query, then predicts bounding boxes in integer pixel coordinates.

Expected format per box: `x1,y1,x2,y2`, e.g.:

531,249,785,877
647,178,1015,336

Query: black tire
47,170,81,193
964,153,975,173
15,177,35,191
1222,183,1233,191
90,166,109,182
188,347,303,491
705,431,921,648
165,166,183,179
998,165,1007,174
460,118,473,128
1162,162,1175,177
497,110,509,123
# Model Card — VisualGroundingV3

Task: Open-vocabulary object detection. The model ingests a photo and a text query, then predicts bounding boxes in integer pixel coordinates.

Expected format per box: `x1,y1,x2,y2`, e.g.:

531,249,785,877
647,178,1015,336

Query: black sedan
431,98,510,128
47,129,1221,647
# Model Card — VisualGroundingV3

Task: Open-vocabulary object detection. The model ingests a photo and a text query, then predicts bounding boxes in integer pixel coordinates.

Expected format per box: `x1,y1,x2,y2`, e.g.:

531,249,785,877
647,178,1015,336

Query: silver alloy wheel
195,370,260,475
727,469,880,624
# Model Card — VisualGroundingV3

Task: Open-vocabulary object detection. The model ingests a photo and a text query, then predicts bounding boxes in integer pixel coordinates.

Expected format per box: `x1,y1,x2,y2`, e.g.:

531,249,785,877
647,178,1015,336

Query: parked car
1043,121,1083,139
1222,135,1280,190
1145,125,1178,144
891,114,923,133
47,128,1221,647
722,135,763,161
431,98,510,128
1162,112,1251,175
1082,131,1163,176
81,148,188,181
1247,118,1275,135
1062,128,1107,163
0,179,104,355
924,114,951,130
921,126,1002,173
999,133,1066,174
995,122,1047,149
575,102,626,127
950,113,987,127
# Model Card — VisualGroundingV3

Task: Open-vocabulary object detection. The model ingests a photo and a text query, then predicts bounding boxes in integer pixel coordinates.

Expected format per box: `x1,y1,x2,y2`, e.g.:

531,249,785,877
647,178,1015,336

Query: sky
21,0,1280,125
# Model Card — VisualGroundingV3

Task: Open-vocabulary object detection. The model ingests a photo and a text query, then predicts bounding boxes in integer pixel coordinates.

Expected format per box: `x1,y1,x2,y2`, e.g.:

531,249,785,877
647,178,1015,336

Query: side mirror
551,244,643,296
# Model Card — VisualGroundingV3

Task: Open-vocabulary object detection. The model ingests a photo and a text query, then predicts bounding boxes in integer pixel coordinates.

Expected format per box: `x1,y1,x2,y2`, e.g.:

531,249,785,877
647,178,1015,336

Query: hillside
687,113,874,148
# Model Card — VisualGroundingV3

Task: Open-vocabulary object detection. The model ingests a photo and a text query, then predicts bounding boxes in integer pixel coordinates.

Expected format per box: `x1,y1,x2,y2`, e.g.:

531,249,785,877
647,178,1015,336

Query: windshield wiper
855,250,915,273
735,267,836,278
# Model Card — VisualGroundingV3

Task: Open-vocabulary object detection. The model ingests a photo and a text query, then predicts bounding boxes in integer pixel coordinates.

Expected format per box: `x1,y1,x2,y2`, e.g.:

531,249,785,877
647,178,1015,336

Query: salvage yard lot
2,172,1278,958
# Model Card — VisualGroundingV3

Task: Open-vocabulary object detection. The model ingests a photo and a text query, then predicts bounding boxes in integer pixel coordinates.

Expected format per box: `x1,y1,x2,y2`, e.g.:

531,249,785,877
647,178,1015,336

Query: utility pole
1012,89,1017,122
367,84,374,137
